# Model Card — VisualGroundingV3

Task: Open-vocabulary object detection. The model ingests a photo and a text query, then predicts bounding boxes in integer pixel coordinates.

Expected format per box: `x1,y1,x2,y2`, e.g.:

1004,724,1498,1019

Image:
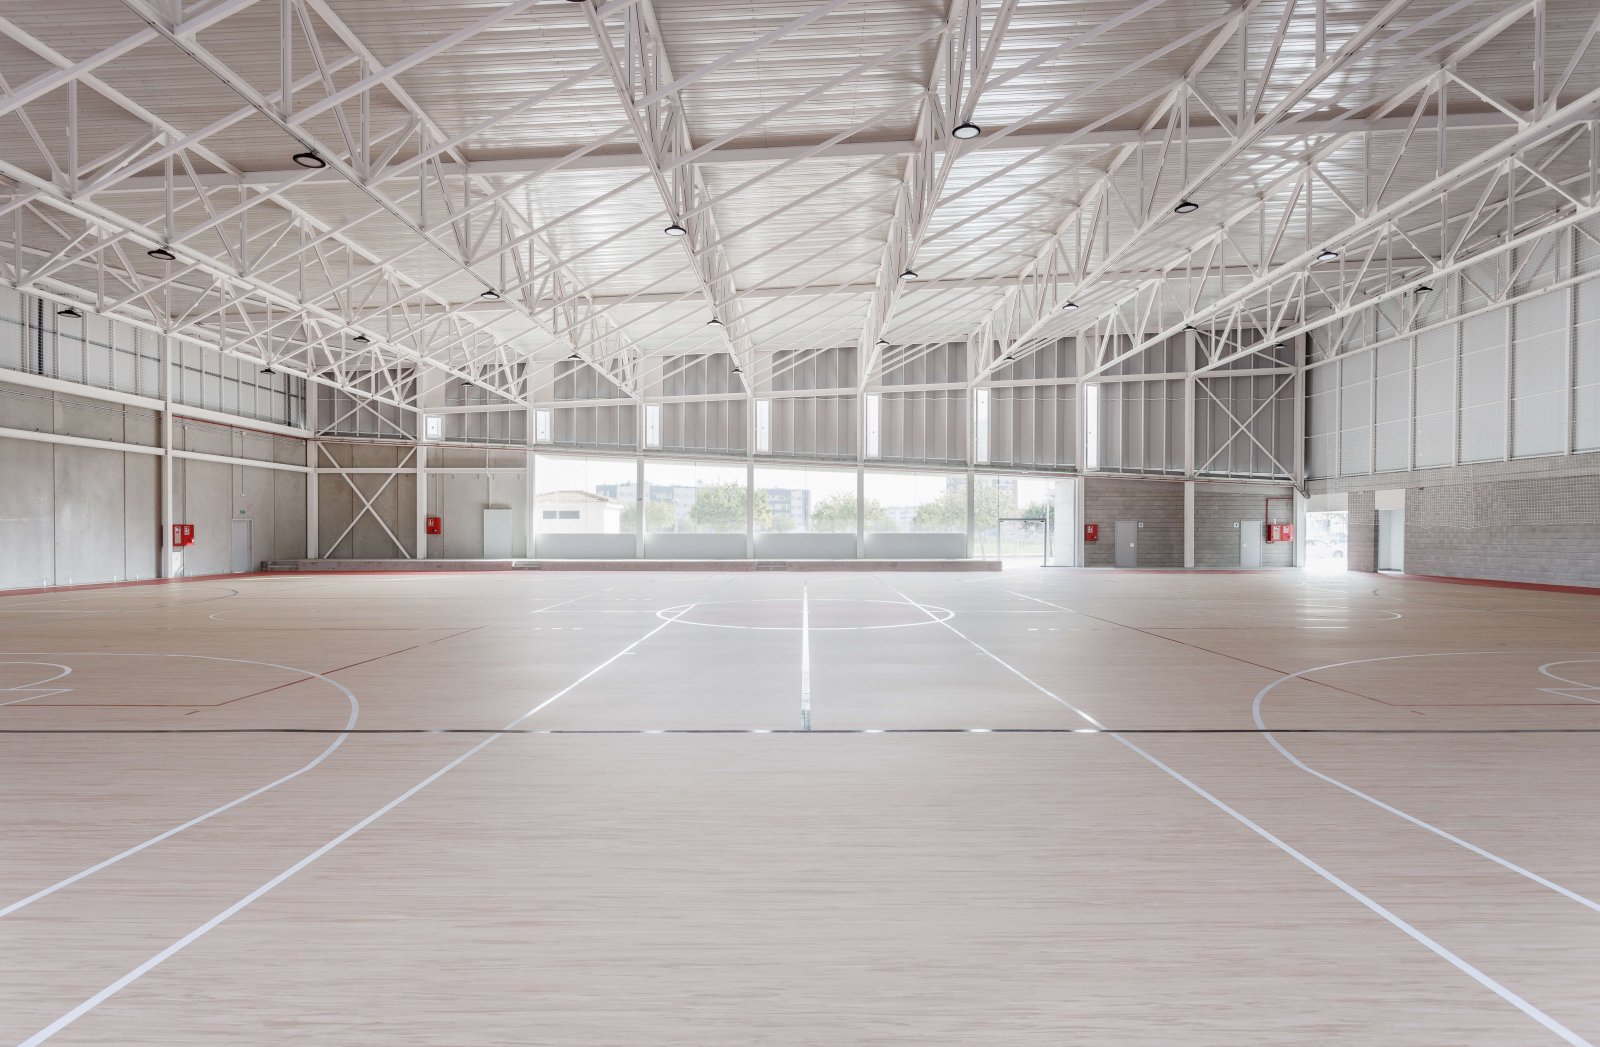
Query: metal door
1239,521,1263,567
230,519,254,573
482,507,514,560
1114,520,1138,567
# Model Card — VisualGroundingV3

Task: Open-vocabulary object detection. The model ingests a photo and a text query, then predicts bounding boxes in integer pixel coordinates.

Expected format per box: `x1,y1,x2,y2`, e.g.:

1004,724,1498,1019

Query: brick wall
1082,477,1183,566
1308,452,1600,585
1194,484,1295,568
1344,490,1378,573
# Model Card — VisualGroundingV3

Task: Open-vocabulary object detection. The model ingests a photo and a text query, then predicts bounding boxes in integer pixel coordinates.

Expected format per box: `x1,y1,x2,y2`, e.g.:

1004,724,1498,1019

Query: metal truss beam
967,0,1558,384
93,110,1517,193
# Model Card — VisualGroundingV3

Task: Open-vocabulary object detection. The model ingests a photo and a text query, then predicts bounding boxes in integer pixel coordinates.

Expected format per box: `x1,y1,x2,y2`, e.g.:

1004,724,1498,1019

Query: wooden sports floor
1,568,1597,1046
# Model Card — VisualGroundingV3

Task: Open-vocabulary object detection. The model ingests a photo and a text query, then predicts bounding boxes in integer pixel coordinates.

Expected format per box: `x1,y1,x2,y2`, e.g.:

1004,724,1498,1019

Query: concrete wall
1194,483,1295,568
1,372,308,590
425,473,529,559
535,534,636,559
862,532,966,559
1082,477,1184,566
1309,453,1600,586
645,533,747,559
170,458,306,576
316,443,416,559
754,532,858,559
0,433,303,589
0,436,156,589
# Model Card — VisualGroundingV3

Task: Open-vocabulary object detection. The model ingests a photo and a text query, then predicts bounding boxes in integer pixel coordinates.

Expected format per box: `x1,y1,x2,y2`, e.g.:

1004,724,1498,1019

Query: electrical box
1083,523,1099,542
1266,522,1294,543
425,516,443,536
171,523,195,547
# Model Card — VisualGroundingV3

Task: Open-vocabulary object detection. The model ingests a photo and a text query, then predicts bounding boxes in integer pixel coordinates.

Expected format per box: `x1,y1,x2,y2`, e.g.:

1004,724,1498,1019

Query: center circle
656,597,954,631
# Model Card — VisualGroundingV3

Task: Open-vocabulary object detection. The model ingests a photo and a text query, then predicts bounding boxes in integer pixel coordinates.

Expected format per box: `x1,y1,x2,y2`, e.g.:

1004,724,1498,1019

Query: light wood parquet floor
1,568,1597,1046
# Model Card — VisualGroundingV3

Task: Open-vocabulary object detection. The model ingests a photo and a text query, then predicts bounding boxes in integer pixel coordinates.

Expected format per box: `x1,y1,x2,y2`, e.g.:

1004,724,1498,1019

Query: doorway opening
1304,511,1347,573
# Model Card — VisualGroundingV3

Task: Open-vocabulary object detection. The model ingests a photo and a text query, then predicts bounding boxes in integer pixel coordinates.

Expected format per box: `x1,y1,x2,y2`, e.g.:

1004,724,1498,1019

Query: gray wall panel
0,437,56,589
53,445,127,586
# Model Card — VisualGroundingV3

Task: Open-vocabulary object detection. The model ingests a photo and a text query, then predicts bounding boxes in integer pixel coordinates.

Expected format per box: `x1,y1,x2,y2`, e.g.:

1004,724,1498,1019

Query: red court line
0,573,266,599
1396,573,1600,597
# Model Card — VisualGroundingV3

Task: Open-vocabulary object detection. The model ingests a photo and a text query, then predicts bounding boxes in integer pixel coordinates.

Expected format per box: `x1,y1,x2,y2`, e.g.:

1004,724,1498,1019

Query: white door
482,507,514,560
1239,520,1263,567
230,519,254,573
1378,509,1405,571
1050,478,1078,566
1114,520,1138,567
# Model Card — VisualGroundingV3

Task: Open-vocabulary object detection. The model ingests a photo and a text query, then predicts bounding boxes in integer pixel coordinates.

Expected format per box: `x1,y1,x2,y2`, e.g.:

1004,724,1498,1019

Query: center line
800,584,812,731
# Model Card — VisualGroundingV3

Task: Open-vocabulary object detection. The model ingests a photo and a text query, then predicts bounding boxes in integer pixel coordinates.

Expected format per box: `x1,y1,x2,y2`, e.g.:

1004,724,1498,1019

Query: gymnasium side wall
1082,477,1296,568
1311,453,1600,587
1306,216,1600,586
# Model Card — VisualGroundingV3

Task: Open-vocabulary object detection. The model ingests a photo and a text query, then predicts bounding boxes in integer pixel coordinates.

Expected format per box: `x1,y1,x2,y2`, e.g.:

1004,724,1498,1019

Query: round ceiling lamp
292,150,326,169
1173,199,1200,214
147,246,175,261
952,122,981,140
664,222,687,237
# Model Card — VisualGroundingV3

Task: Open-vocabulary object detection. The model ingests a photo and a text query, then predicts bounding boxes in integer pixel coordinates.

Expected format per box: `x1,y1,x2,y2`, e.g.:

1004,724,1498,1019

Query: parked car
1307,537,1346,559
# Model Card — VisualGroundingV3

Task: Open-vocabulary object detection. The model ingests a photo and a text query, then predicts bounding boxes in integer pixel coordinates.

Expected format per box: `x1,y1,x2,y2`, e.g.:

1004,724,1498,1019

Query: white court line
1012,593,1600,915
800,585,812,732
1251,652,1600,916
876,579,1592,1047
0,654,360,920
1538,661,1600,705
0,663,74,707
19,582,725,1046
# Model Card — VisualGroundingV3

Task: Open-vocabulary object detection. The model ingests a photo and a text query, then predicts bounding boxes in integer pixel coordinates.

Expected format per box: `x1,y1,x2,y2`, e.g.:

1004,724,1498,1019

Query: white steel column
524,446,536,559
1293,489,1309,568
855,465,866,559
745,460,756,559
414,443,428,560
855,392,867,558
746,396,757,559
635,454,646,559
158,331,175,578
1183,480,1196,568
1183,330,1197,477
304,382,318,559
965,468,976,558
